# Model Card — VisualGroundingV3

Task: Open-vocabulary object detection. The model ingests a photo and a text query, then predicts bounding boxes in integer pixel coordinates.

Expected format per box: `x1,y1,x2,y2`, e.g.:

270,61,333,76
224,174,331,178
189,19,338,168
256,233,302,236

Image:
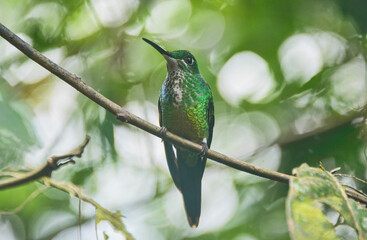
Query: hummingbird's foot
159,127,168,142
200,141,209,158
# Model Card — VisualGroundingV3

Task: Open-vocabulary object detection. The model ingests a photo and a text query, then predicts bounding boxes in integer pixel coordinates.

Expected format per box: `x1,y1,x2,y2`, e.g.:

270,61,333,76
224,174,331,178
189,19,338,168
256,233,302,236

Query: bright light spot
234,147,280,182
330,55,367,114
245,111,280,144
218,51,275,105
24,81,82,167
181,10,225,49
212,111,280,158
124,209,166,240
3,48,64,86
114,101,165,170
279,31,346,84
236,145,281,184
294,98,328,134
164,168,238,232
279,34,323,84
66,4,100,40
91,0,139,27
94,164,156,209
198,168,239,232
313,31,346,67
146,0,191,38
213,115,259,157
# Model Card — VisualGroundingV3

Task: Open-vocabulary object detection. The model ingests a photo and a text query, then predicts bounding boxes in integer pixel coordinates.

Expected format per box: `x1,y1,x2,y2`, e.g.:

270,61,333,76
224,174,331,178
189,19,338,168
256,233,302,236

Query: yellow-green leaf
96,207,134,240
287,164,367,240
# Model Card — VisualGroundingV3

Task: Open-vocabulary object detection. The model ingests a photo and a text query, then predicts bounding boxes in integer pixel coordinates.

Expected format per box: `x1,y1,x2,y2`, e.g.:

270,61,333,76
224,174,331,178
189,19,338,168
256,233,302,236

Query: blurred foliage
0,0,367,239
287,164,367,240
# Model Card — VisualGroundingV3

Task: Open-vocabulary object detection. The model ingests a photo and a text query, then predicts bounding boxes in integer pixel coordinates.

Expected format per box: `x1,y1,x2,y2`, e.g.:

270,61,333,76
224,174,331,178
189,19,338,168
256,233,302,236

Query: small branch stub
117,111,131,123
47,135,90,168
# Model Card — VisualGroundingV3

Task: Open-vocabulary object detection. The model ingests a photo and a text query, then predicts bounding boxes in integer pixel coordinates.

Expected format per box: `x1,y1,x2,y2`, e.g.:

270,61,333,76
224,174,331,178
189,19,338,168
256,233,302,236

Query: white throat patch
169,69,184,106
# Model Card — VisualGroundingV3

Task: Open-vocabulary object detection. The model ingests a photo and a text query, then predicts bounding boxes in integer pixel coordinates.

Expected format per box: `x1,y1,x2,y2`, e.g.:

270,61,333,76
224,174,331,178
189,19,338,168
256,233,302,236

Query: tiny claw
200,142,209,158
159,127,167,142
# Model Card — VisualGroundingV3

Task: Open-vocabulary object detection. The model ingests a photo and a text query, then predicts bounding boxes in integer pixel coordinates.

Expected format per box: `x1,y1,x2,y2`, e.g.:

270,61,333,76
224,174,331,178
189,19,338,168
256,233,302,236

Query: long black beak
143,38,173,57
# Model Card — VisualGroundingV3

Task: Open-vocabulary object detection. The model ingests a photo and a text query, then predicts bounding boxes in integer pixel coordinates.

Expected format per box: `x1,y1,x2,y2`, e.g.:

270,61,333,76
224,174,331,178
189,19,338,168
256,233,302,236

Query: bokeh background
1,0,367,239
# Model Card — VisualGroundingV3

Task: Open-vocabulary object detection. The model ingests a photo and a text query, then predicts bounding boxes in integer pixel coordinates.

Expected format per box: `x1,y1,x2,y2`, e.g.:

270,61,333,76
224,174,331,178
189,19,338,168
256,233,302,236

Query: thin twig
335,173,367,185
78,199,82,240
345,188,367,205
344,185,367,198
0,136,90,190
0,23,366,204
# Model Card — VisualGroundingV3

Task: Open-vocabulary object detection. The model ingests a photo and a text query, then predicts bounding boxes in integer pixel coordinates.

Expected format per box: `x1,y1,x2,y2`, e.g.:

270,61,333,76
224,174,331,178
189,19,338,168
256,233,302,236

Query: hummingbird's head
143,38,200,75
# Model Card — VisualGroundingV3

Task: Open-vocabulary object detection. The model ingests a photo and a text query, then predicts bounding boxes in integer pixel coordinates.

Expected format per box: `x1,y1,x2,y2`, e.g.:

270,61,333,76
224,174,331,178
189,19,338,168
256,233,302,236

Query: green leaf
287,163,367,240
95,207,134,240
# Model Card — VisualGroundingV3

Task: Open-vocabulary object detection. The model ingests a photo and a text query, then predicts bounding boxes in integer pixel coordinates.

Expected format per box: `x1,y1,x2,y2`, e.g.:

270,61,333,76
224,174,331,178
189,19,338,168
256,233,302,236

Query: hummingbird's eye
185,57,194,65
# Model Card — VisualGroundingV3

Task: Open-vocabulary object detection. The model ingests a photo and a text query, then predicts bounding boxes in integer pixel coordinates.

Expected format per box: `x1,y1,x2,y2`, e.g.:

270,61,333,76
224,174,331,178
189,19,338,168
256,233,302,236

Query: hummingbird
143,38,214,228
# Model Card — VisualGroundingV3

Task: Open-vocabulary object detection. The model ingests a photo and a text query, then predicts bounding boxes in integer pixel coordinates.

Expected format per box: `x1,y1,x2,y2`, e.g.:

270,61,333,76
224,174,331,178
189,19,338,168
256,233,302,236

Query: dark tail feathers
182,182,201,227
177,150,205,228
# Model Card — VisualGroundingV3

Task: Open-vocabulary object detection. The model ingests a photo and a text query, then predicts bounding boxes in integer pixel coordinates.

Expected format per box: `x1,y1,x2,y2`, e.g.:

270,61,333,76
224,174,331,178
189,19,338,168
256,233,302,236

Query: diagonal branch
0,23,366,204
0,135,90,190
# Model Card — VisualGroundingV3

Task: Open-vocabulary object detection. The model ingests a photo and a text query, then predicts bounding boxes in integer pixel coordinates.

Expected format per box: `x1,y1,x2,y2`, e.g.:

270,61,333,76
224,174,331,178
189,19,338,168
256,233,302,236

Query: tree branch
0,23,366,204
0,135,90,190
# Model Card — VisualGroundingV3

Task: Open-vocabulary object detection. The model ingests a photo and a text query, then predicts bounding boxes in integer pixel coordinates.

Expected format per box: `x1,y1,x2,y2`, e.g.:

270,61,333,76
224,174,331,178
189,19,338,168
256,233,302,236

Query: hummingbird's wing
158,97,181,190
207,95,215,148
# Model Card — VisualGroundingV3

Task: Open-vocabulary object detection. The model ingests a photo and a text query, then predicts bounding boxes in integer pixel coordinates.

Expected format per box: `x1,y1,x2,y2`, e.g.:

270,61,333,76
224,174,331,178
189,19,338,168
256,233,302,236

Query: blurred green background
0,0,367,239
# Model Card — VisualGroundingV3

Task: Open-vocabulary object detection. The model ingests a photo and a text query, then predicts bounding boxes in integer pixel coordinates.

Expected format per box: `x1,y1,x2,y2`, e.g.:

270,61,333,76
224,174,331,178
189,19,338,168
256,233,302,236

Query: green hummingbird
143,38,214,228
